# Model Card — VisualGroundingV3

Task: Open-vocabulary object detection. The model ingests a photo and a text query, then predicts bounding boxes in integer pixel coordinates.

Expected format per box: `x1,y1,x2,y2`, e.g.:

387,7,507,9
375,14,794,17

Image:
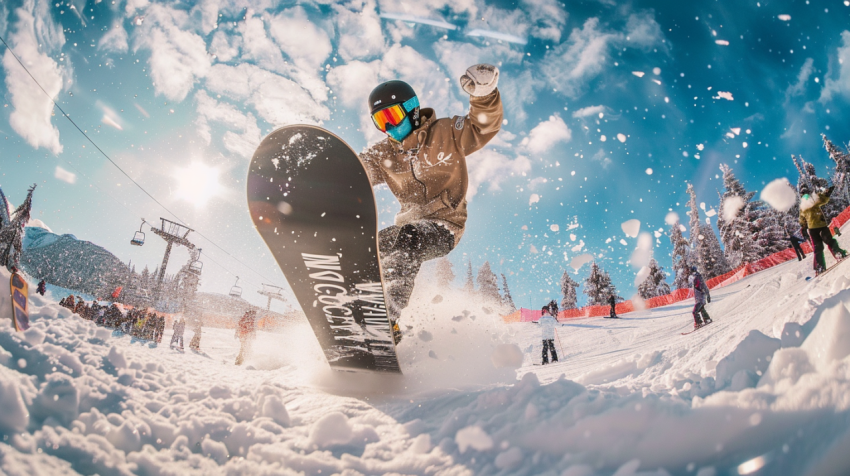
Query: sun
174,162,224,207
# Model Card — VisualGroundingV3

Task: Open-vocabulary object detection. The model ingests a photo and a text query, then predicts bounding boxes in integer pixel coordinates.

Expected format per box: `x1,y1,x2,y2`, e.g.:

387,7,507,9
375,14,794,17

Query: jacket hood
800,192,820,211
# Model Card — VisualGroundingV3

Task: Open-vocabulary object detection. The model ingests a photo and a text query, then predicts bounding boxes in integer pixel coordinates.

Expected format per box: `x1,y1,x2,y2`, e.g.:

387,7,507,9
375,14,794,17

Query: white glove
460,63,499,97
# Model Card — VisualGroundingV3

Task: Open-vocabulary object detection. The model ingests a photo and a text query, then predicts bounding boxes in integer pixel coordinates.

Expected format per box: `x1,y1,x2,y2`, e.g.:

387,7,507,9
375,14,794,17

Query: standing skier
608,294,618,319
359,64,503,343
786,229,806,261
689,266,712,329
170,318,185,350
36,278,46,296
536,306,560,365
235,310,257,365
799,184,847,274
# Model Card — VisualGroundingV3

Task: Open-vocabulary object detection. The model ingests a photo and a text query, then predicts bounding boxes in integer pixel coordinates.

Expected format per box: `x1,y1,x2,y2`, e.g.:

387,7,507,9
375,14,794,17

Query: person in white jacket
537,306,559,365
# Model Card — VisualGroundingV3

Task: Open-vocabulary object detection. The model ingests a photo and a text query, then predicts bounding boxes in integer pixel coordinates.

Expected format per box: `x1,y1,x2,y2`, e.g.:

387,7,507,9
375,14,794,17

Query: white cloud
98,21,129,53
132,4,211,102
521,0,567,42
591,149,612,168
377,0,477,19
189,0,221,35
3,3,67,154
334,0,385,61
820,31,850,103
572,105,609,118
195,90,261,159
432,40,523,86
466,149,531,200
205,63,330,127
54,166,76,184
209,29,240,62
543,13,666,97
268,7,333,72
521,115,571,155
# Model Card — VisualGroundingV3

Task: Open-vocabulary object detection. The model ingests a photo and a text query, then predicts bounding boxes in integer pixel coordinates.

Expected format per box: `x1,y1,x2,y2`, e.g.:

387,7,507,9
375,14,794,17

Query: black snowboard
247,125,400,373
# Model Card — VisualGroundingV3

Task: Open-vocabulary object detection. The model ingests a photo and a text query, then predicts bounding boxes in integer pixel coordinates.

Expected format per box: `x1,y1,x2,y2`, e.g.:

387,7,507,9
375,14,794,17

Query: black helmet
799,184,811,195
690,265,698,273
368,80,421,128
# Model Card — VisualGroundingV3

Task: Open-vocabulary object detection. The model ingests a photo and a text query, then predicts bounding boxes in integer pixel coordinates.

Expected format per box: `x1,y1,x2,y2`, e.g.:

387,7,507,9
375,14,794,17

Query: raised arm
454,64,503,156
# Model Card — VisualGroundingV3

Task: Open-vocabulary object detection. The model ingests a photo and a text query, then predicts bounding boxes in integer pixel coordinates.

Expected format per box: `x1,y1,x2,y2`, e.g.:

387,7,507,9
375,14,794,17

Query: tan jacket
799,188,833,229
359,90,503,246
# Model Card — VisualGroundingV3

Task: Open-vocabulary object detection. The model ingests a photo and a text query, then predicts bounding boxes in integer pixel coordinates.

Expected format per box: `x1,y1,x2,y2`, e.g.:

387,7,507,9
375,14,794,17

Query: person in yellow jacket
359,64,503,343
799,183,847,274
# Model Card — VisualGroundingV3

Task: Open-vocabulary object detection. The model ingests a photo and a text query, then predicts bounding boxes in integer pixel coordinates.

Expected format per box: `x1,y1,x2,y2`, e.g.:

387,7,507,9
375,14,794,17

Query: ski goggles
371,96,419,132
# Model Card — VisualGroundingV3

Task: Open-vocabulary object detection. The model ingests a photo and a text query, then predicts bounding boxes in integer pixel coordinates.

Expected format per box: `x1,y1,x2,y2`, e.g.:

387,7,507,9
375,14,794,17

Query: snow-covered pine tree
793,155,845,228
754,206,791,256
435,257,455,289
559,271,580,310
717,164,762,267
823,134,850,203
583,262,619,306
0,184,36,269
500,274,516,311
463,260,475,293
476,261,500,302
669,220,692,289
637,258,671,299
685,184,728,278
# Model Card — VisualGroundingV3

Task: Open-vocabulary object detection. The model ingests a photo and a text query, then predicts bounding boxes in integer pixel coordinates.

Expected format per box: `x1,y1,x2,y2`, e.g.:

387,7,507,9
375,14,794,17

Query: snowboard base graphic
247,125,400,373
10,272,29,332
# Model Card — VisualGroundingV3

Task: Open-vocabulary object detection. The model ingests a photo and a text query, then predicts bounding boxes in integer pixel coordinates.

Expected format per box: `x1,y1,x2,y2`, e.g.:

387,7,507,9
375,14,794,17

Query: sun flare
174,162,223,207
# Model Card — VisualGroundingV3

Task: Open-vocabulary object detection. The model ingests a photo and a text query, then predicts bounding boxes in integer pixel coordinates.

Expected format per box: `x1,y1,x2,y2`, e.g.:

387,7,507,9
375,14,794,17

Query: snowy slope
2,232,850,475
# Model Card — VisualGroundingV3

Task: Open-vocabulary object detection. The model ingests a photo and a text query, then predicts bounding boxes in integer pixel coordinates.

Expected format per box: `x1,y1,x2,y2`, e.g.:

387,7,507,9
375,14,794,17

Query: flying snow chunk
617,133,627,143
490,344,523,369
632,71,645,77
54,166,76,184
571,240,585,252
619,238,628,246
777,14,791,21
665,211,679,226
652,67,661,75
706,208,717,217
631,232,653,268
716,91,734,101
646,168,653,175
634,265,650,286
722,195,746,222
621,219,641,238
550,224,560,232
697,144,705,151
570,253,593,271
715,40,730,46
761,178,796,212
731,128,741,135
529,194,540,206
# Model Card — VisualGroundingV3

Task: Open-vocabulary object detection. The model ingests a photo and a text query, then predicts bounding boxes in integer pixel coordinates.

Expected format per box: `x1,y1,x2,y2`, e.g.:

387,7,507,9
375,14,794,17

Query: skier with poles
786,228,806,261
359,64,503,343
799,183,847,275
689,266,712,329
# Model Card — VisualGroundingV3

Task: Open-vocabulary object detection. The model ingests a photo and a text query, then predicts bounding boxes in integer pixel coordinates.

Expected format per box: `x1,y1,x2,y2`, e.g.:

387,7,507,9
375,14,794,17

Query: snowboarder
170,318,185,351
608,294,618,319
689,266,712,329
235,310,257,365
786,229,806,261
359,64,503,343
536,306,560,365
36,279,46,296
799,184,847,274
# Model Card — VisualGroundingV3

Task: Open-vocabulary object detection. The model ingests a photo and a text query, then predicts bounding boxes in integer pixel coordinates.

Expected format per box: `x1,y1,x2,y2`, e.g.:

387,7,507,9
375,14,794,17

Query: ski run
0,226,849,475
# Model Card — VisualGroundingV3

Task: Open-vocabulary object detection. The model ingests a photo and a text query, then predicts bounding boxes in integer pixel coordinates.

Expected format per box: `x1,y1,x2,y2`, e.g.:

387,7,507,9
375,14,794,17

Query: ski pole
553,327,565,359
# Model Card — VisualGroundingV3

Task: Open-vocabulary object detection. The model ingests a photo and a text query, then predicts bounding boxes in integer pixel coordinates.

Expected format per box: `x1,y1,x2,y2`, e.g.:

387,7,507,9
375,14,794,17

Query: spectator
235,310,257,365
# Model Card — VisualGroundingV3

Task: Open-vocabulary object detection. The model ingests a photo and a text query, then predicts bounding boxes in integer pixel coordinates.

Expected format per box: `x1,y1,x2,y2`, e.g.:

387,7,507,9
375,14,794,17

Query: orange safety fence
505,202,850,323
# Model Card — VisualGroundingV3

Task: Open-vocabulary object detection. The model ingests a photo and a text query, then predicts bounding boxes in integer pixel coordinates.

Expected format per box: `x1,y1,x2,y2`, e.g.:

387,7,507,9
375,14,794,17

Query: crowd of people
59,295,166,343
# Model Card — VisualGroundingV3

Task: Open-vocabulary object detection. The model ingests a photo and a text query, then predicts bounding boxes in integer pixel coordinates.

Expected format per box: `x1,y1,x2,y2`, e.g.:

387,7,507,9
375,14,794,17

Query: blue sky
1,0,850,311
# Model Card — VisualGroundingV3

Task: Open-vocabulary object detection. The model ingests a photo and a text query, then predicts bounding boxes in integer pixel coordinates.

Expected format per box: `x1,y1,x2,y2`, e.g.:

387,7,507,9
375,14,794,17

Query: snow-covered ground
3,234,850,475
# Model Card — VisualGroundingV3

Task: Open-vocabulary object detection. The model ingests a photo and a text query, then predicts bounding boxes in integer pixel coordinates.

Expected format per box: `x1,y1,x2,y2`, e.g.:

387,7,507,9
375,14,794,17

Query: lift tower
151,218,195,300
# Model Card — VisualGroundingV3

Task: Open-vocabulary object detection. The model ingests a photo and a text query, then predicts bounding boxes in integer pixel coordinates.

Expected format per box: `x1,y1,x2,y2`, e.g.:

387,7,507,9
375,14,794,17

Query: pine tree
637,258,671,299
669,221,692,289
717,164,762,267
435,257,455,289
476,261,500,302
500,273,516,311
583,261,619,306
463,260,475,293
559,271,580,310
0,184,36,269
823,134,850,202
754,206,790,256
686,184,730,278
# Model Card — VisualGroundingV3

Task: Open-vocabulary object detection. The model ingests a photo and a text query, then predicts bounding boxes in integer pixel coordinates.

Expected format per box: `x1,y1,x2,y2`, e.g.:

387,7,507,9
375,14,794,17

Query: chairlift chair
229,276,243,298
130,219,146,246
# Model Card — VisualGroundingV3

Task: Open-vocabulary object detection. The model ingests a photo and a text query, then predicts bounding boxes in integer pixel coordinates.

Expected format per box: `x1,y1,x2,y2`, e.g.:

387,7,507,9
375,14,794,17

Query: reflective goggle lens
371,104,407,132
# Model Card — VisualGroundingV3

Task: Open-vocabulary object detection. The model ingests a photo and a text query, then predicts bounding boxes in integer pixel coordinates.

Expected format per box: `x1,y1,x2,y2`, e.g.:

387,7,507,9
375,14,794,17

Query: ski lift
189,249,203,275
130,219,146,246
229,276,242,298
